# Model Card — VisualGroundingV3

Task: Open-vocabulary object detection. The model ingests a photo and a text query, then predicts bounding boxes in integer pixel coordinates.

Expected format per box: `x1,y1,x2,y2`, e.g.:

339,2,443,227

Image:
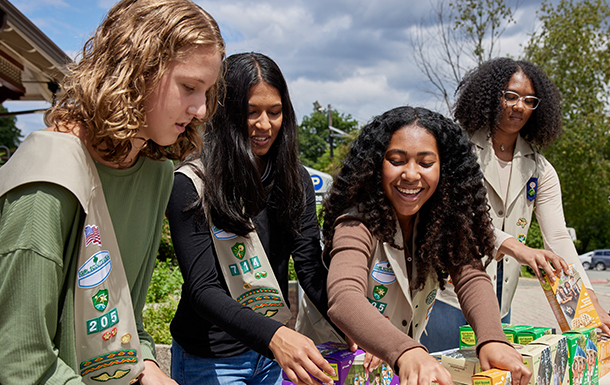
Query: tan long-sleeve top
327,218,510,370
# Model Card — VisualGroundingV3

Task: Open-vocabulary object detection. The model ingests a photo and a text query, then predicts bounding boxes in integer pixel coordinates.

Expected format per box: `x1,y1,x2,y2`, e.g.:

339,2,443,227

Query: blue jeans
419,300,511,353
171,340,283,385
420,261,511,352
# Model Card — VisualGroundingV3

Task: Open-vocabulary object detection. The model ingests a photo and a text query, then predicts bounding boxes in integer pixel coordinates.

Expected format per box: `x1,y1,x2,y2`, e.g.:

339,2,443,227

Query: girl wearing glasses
421,57,610,352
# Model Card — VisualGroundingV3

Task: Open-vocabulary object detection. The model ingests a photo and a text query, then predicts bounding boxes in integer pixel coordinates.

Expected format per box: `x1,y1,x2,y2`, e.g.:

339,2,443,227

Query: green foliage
523,0,610,252
0,105,21,164
143,296,179,345
452,0,515,65
288,257,297,281
144,258,183,344
298,106,359,170
146,259,183,304
157,217,175,261
525,215,544,250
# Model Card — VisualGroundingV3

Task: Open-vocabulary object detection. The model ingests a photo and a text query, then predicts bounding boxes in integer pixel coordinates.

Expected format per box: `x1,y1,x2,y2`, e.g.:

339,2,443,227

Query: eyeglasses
502,90,540,110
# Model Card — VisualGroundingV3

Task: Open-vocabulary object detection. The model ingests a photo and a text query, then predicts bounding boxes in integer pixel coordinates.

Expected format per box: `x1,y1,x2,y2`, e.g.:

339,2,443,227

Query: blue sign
311,174,323,191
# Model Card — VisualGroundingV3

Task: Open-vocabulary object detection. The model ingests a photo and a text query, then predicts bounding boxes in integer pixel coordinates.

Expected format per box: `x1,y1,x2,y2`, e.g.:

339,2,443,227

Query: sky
4,0,546,139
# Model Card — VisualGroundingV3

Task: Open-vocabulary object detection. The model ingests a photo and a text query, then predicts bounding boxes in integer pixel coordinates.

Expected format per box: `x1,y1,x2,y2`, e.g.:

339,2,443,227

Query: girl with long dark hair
167,52,334,385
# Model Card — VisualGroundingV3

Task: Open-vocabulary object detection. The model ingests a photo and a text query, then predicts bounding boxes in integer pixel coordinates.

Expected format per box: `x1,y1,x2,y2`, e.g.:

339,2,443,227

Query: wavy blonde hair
46,0,225,162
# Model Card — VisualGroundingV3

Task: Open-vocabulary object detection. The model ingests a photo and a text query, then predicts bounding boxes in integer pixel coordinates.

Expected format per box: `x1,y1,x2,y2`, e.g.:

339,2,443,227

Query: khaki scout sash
0,131,144,384
339,211,438,342
177,161,292,323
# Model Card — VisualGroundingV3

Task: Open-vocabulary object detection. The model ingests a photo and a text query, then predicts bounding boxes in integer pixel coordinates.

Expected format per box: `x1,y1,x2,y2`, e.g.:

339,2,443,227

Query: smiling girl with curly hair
323,106,530,385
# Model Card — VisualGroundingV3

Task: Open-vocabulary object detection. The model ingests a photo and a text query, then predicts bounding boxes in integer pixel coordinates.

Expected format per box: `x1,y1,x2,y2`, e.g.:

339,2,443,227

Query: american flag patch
84,225,102,247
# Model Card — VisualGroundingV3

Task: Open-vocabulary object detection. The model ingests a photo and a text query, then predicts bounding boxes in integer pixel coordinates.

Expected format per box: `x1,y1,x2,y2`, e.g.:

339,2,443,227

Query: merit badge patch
86,308,119,335
231,242,246,259
102,327,117,341
90,369,130,382
212,226,237,240
371,262,396,284
92,289,109,312
516,218,528,228
78,251,112,288
80,349,137,377
237,288,285,316
373,284,388,300
518,234,526,244
527,177,538,201
84,224,102,247
367,297,387,314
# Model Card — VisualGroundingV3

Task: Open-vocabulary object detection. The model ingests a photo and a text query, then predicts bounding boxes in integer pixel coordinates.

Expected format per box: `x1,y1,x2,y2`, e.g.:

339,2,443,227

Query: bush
143,296,179,345
144,259,183,344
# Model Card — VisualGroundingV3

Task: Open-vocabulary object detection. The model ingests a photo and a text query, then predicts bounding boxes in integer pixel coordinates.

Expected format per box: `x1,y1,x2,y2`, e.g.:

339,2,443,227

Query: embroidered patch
250,256,262,269
78,251,112,288
80,349,137,376
373,285,388,300
254,271,268,279
121,334,131,344
371,262,396,284
92,289,109,312
231,242,246,259
426,288,438,305
425,300,436,320
90,369,130,382
212,226,237,240
102,327,117,341
229,264,240,276
518,234,526,244
517,218,528,228
240,260,251,274
86,308,119,335
84,224,102,247
241,294,282,306
236,288,284,313
527,177,538,201
236,288,280,303
263,309,279,318
367,297,387,314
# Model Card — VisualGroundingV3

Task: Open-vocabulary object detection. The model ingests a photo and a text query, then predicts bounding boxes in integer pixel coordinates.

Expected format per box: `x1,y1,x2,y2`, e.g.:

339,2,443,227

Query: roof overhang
0,0,71,103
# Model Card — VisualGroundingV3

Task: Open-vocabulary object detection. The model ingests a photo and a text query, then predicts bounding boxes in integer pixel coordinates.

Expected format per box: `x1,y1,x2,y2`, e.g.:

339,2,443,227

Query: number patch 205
87,308,119,335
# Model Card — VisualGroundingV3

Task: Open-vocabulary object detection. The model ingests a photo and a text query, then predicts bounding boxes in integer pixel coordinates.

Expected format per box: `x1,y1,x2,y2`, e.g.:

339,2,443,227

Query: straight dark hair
194,52,304,236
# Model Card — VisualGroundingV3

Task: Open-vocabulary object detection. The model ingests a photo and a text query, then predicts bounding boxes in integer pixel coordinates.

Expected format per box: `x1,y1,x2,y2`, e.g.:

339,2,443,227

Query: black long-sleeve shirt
167,166,328,358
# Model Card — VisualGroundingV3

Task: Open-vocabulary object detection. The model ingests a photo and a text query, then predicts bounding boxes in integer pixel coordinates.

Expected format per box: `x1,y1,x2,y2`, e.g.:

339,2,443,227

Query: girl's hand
479,342,531,385
499,238,569,283
269,326,335,385
395,347,452,385
364,352,383,373
139,360,178,385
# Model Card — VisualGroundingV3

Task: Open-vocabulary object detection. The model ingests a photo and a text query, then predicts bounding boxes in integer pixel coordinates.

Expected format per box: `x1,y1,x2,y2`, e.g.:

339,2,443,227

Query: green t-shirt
0,156,173,385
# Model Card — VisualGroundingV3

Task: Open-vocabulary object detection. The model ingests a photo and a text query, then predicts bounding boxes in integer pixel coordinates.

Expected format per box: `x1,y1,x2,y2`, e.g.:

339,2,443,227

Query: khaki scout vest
436,130,541,317
0,131,144,384
342,211,439,342
176,161,292,324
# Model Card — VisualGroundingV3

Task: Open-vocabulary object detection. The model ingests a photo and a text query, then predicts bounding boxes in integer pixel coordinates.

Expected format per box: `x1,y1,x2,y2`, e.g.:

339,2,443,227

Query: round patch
121,334,132,344
426,289,438,305
371,262,396,284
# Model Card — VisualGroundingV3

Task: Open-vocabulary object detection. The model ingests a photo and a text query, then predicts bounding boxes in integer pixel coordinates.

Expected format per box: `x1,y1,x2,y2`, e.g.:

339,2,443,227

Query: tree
0,105,22,164
410,0,517,113
523,0,610,252
298,106,359,173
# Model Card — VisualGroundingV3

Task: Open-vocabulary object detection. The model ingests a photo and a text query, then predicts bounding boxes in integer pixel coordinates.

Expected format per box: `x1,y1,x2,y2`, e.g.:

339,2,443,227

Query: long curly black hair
190,52,304,237
321,106,495,290
453,57,562,149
